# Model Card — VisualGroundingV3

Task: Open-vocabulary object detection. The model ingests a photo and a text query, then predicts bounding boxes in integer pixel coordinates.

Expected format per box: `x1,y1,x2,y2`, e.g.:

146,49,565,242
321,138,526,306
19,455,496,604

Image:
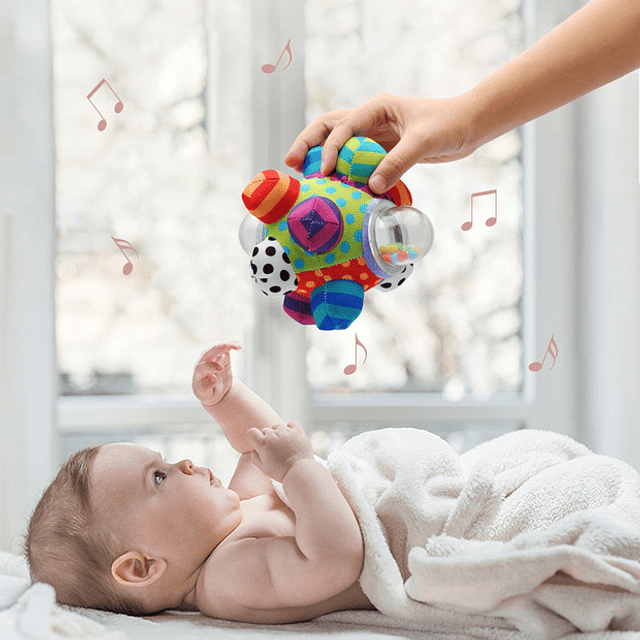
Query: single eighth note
343,334,368,375
529,334,558,372
111,236,138,275
262,39,293,74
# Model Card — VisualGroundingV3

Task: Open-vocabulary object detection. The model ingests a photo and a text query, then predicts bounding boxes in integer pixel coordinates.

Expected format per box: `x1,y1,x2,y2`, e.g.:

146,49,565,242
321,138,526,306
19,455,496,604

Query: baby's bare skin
97,342,369,622
184,458,372,623
183,343,372,622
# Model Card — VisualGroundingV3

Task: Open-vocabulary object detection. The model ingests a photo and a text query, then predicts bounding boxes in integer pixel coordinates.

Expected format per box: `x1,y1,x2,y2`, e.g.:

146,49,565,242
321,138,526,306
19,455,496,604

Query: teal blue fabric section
303,146,323,177
310,280,364,330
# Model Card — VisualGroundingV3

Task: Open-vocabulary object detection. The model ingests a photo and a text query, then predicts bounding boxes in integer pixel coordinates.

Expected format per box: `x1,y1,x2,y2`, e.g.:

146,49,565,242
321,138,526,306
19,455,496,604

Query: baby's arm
252,424,364,582
202,423,363,615
192,342,283,453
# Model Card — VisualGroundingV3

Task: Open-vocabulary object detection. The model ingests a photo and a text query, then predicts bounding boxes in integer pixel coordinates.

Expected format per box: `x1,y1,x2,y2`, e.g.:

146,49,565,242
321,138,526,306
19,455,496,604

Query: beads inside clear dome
367,200,434,274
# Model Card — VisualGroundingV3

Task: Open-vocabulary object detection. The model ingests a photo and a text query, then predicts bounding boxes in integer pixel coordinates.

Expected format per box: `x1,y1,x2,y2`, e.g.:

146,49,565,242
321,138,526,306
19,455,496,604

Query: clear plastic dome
238,214,266,255
367,200,434,274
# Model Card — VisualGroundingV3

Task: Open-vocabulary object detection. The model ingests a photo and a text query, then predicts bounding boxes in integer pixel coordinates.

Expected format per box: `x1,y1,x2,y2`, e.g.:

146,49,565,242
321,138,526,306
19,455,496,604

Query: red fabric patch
242,170,300,224
294,257,382,296
385,180,412,206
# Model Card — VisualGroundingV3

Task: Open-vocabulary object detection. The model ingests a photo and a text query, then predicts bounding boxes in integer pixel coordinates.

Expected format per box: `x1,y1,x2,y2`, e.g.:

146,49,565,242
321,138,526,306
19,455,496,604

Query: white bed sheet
2,551,638,640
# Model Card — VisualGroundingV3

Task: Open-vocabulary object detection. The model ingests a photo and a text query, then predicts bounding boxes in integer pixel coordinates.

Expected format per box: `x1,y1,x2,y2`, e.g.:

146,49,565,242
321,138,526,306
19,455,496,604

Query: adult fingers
367,134,427,194
319,102,388,175
284,110,352,170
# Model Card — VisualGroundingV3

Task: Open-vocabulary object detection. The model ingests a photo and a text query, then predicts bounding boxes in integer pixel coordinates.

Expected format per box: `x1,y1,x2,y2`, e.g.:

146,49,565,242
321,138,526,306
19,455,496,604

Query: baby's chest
239,494,296,538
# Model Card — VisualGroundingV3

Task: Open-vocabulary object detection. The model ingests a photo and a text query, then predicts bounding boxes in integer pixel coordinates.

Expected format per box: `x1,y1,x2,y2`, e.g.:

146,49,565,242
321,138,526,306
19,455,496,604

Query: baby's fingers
195,361,224,377
245,427,266,449
199,340,242,364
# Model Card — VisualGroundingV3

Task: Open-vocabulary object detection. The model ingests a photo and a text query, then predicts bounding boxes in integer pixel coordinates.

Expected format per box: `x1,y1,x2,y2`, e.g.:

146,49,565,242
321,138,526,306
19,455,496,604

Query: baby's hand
245,422,314,483
192,341,242,406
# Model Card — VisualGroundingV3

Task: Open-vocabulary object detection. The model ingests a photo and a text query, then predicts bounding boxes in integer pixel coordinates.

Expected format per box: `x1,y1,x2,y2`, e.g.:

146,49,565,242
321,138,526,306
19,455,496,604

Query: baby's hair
24,446,146,616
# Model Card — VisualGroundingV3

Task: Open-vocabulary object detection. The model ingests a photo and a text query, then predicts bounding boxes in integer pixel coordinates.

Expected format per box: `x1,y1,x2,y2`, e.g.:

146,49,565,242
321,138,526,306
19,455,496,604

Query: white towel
0,552,125,640
325,428,640,639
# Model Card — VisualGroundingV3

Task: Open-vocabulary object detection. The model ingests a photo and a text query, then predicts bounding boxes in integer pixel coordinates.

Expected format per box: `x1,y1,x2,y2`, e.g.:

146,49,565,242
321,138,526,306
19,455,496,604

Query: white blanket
325,428,640,639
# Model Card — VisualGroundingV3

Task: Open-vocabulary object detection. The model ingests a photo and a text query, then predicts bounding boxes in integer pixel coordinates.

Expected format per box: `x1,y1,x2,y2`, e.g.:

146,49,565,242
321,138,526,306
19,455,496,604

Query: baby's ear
111,551,167,588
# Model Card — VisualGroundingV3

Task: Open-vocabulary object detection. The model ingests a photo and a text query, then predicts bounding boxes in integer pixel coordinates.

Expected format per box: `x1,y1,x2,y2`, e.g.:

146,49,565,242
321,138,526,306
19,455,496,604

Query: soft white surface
2,553,639,640
325,428,640,639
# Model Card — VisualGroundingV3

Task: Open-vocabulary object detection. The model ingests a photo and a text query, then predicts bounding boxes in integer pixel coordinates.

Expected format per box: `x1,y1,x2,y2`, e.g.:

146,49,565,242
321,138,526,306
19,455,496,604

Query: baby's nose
178,459,195,474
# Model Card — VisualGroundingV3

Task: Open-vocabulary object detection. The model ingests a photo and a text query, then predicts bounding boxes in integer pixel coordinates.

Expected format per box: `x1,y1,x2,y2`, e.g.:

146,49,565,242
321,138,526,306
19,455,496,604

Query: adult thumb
368,137,424,194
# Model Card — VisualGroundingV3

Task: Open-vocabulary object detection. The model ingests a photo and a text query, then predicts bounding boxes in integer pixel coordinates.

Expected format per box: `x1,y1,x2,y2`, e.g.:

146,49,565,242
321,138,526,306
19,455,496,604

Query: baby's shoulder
193,537,263,620
194,534,307,623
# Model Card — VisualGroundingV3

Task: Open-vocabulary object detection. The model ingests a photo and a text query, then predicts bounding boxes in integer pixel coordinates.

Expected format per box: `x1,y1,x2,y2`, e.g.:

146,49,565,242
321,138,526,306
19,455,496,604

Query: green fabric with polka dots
264,176,373,274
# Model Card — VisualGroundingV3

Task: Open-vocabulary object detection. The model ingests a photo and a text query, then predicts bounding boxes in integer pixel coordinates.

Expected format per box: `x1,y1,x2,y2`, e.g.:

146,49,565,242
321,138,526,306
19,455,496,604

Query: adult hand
285,93,478,194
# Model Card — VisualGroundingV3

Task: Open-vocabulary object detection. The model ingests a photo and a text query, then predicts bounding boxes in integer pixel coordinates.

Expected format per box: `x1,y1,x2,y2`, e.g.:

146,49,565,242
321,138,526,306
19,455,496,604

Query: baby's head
25,443,242,615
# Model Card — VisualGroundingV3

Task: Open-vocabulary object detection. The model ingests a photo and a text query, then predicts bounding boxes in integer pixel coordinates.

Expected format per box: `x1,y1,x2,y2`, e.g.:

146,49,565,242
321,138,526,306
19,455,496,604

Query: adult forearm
202,379,284,453
467,0,640,148
282,459,363,575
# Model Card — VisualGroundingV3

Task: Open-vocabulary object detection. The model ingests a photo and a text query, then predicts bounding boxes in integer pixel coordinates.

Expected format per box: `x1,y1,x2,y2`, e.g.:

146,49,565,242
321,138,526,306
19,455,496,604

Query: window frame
1,0,57,552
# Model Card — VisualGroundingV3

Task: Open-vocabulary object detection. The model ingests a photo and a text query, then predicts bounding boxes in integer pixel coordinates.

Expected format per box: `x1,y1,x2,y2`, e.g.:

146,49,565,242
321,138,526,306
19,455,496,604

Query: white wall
0,0,56,552
577,69,640,465
524,0,580,439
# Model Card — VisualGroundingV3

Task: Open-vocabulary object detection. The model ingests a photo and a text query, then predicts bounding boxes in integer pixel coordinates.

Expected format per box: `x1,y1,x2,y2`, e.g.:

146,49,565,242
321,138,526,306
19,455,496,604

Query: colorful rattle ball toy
239,136,435,331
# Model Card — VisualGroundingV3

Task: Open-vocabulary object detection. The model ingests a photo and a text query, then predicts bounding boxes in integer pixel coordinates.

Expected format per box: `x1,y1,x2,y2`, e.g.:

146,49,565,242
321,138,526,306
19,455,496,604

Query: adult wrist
461,85,497,152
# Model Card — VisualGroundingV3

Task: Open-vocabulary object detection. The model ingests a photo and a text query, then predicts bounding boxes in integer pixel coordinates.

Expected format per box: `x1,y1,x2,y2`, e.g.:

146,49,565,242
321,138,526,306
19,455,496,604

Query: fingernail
370,174,386,193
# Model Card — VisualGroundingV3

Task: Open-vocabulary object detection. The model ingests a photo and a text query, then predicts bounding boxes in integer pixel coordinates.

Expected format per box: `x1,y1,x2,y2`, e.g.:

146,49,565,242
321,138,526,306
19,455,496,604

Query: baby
25,342,373,623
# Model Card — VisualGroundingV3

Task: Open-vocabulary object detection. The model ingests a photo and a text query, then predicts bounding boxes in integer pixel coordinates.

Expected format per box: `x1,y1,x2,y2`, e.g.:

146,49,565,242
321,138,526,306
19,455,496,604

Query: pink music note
87,79,123,131
462,189,498,231
111,236,139,275
343,334,368,375
529,334,558,372
261,39,293,74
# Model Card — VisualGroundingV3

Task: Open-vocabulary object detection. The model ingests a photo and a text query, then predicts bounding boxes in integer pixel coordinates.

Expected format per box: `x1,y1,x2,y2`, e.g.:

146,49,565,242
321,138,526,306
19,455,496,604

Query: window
299,0,531,454
53,0,254,399
53,0,573,475
304,0,525,402
53,0,259,476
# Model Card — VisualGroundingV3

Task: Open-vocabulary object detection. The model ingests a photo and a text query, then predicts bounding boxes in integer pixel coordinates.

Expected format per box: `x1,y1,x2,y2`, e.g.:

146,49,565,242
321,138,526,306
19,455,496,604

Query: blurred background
1,0,639,551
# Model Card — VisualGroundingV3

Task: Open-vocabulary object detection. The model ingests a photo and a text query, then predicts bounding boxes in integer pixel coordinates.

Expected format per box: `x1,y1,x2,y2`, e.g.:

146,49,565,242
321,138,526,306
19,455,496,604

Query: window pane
52,0,254,397
304,0,525,401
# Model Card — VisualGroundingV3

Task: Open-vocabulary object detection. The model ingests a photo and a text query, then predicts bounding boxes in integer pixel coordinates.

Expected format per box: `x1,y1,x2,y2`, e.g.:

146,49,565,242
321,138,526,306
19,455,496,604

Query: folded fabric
325,428,640,639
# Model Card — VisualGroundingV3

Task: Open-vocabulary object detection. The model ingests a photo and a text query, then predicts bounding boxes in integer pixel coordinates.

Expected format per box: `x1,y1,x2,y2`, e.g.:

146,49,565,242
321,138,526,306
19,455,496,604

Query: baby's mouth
208,469,222,487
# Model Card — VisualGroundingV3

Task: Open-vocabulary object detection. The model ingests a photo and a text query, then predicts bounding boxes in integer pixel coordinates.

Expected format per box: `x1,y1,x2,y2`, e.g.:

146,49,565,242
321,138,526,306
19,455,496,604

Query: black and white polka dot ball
376,264,414,292
250,237,298,297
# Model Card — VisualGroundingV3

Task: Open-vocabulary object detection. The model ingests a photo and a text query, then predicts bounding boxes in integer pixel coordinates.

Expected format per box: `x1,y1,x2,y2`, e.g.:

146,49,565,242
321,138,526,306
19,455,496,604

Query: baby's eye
153,470,167,486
